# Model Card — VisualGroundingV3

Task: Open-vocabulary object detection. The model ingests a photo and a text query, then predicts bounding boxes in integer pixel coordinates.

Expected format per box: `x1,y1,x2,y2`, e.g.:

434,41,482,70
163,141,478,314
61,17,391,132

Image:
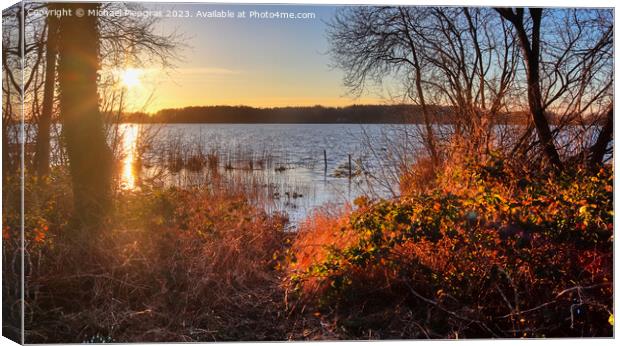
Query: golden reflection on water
120,124,139,190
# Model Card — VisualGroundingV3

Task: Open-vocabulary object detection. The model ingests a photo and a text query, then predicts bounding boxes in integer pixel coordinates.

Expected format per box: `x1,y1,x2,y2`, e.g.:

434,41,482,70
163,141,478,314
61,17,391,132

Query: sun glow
120,68,142,89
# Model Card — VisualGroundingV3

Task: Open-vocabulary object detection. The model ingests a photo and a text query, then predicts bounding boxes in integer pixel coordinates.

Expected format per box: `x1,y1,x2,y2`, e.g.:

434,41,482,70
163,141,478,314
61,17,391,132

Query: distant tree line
120,105,535,124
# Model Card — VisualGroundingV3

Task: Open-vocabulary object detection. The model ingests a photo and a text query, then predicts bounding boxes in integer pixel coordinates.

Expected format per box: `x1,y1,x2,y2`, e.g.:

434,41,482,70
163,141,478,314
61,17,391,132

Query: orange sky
112,4,391,113
117,66,385,113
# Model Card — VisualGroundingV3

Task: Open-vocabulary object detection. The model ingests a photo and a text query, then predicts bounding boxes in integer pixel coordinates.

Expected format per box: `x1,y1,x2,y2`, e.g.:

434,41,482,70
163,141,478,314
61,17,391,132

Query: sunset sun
120,68,142,88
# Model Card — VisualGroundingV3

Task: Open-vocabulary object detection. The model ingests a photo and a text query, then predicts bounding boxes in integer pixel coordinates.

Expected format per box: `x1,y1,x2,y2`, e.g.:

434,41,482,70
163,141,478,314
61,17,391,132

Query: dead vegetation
14,172,297,342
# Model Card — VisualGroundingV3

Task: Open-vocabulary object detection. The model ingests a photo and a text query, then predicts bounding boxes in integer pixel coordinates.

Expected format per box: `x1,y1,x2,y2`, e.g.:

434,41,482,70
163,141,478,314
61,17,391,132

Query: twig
497,282,611,319
402,280,498,337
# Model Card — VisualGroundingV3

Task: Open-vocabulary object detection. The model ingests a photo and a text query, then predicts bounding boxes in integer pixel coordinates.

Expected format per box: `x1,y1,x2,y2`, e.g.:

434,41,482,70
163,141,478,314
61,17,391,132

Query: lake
117,123,422,225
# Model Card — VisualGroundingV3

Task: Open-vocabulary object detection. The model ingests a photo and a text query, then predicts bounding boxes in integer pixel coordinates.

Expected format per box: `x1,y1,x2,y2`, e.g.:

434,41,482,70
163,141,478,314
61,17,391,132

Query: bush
286,159,613,338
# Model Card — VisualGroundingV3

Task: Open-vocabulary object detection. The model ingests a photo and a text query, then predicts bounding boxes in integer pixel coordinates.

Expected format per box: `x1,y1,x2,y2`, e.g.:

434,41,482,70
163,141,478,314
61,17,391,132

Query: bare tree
327,6,519,179
329,6,613,177
496,8,613,169
496,8,563,168
98,3,180,70
3,3,50,178
33,4,59,177
57,2,112,229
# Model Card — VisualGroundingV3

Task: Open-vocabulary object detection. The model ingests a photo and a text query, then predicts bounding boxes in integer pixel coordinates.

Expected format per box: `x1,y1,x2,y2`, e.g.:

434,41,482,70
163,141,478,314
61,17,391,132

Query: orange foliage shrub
286,159,613,338
286,204,356,298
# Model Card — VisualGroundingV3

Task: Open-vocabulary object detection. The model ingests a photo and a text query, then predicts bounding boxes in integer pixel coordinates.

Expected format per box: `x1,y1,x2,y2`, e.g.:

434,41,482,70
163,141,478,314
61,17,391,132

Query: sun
120,68,142,88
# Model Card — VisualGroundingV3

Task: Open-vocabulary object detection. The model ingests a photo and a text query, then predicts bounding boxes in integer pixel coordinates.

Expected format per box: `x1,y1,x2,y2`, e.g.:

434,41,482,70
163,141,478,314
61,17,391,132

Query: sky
120,3,387,112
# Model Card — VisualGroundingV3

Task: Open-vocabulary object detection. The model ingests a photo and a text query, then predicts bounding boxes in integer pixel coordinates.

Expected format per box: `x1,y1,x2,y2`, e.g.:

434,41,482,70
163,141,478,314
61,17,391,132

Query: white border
0,0,616,345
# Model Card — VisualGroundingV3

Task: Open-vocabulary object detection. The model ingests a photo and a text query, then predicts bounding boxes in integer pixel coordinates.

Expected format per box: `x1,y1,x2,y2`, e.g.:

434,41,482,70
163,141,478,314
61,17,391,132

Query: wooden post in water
323,149,327,174
348,154,352,179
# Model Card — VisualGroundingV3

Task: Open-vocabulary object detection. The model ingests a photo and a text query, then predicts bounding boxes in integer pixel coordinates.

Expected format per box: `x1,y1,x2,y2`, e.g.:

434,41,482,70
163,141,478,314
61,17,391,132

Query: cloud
176,67,242,76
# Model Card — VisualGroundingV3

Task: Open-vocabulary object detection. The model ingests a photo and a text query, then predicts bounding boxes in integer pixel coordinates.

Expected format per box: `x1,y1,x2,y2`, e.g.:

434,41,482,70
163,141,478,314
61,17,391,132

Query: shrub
286,159,613,338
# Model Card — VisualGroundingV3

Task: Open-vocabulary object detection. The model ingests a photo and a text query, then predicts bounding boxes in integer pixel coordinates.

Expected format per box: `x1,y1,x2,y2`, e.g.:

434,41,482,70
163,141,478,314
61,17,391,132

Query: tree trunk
496,8,562,169
57,3,112,229
1,120,11,183
589,105,613,168
34,8,59,177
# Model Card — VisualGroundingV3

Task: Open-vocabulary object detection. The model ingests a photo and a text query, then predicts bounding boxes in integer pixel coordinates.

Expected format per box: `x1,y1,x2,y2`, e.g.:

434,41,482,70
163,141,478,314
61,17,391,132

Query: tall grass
9,169,295,342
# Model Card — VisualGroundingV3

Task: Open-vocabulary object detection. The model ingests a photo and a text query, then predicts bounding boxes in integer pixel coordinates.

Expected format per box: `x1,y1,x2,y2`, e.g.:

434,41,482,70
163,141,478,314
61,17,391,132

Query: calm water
118,123,417,224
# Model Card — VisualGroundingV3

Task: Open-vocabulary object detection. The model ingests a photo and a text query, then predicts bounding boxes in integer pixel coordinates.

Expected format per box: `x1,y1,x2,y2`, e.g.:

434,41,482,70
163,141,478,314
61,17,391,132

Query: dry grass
19,179,295,342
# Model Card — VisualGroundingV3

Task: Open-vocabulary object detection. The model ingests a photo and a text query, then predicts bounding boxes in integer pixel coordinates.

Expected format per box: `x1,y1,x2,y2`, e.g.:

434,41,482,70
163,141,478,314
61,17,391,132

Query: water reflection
120,124,139,190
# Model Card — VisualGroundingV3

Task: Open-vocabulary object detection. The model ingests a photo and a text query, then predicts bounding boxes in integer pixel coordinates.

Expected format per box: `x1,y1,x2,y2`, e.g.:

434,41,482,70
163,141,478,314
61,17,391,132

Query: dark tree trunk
34,8,59,177
57,3,112,229
2,7,22,182
1,120,10,183
2,81,14,182
589,105,613,168
496,8,563,169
